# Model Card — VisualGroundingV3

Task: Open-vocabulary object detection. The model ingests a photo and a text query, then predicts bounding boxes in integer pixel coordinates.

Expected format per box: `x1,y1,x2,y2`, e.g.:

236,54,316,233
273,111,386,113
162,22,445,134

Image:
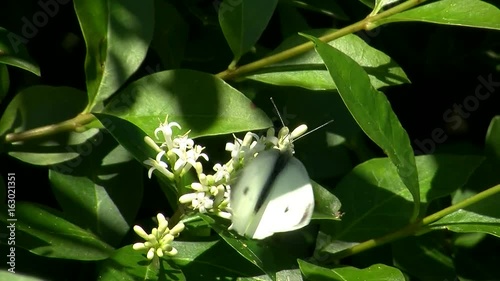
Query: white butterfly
228,98,332,240
229,146,315,240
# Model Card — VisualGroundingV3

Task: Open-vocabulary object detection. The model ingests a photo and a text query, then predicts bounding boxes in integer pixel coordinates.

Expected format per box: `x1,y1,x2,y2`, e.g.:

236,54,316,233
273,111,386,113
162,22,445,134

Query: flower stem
328,184,500,261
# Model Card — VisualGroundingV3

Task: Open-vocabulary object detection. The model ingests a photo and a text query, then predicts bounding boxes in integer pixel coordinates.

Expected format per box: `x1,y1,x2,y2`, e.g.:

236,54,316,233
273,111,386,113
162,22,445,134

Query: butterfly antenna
293,119,334,142
232,133,243,145
270,97,286,127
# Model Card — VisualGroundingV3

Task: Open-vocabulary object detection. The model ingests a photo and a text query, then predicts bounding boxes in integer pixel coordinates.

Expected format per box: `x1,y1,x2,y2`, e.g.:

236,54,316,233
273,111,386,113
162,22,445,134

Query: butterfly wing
252,156,314,240
229,149,279,237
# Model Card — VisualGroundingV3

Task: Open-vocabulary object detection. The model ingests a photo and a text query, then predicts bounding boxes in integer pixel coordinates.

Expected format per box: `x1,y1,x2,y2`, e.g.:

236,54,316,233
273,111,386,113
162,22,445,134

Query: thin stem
3,1,428,144
422,184,500,225
215,0,428,81
328,184,500,261
4,113,96,143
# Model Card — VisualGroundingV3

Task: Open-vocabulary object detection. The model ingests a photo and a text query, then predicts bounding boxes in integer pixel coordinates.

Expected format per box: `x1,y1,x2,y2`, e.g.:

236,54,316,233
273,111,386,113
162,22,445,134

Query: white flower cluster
143,115,308,219
132,213,185,260
143,116,208,180
135,116,309,260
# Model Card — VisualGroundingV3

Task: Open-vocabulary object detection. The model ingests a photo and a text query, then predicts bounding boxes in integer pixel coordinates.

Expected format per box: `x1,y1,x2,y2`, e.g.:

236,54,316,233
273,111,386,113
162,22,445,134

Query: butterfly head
275,124,308,154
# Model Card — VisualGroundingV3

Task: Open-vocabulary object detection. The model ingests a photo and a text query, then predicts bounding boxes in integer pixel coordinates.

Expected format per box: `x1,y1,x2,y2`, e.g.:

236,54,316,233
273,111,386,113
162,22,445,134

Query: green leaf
311,181,342,221
93,113,178,207
97,246,161,281
173,239,265,280
0,64,9,102
200,214,276,280
103,69,272,138
320,154,482,251
298,260,405,281
0,86,93,165
0,271,46,281
246,29,409,91
237,269,303,281
359,0,375,9
170,240,219,266
218,0,278,62
392,233,456,281
381,0,500,30
430,187,500,238
49,142,143,247
199,214,309,281
96,245,189,281
0,202,114,260
74,0,155,111
372,0,400,15
0,27,40,76
302,33,420,218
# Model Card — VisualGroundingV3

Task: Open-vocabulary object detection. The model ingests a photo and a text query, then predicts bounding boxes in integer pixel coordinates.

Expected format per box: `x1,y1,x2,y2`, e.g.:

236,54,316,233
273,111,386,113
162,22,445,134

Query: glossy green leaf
298,260,405,281
318,155,482,253
247,29,409,91
218,0,278,62
74,0,155,111
372,0,399,15
93,113,178,207
0,86,93,165
392,233,456,281
0,240,77,279
97,246,161,281
96,245,186,281
170,240,219,266
199,214,310,281
237,269,303,281
0,202,114,260
281,0,349,20
200,214,276,280
0,271,46,281
103,69,272,138
173,239,265,280
150,0,189,69
430,187,500,237
312,181,342,221
49,142,143,247
0,64,9,102
381,0,500,30
0,27,40,76
359,0,375,9
303,34,420,218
